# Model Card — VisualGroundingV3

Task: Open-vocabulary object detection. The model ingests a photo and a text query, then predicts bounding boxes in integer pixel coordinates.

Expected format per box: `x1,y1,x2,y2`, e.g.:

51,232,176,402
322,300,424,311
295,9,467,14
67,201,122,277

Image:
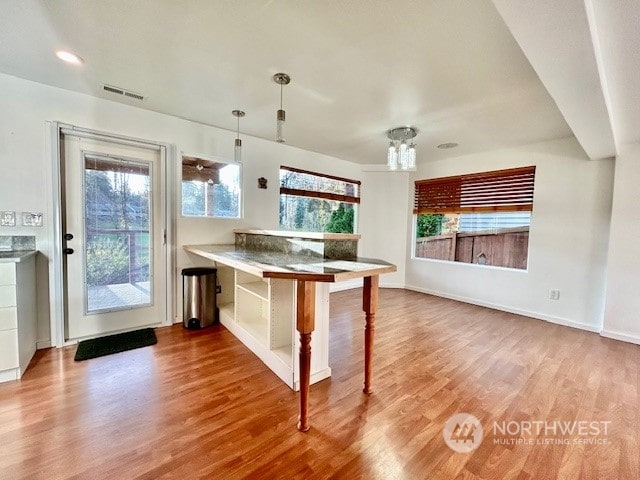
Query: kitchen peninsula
184,229,396,431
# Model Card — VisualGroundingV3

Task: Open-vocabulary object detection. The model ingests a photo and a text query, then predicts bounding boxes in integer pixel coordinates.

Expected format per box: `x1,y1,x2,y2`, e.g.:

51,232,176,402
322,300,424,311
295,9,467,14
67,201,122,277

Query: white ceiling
0,0,583,165
589,0,640,147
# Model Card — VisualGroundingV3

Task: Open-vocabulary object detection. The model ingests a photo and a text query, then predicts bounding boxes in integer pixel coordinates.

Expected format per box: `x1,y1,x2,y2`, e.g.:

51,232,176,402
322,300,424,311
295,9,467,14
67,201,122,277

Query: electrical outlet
549,289,560,300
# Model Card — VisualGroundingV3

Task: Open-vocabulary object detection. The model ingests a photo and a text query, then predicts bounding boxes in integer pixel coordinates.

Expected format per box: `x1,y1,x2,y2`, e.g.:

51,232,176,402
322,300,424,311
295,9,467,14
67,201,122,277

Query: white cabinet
0,255,37,383
216,265,331,391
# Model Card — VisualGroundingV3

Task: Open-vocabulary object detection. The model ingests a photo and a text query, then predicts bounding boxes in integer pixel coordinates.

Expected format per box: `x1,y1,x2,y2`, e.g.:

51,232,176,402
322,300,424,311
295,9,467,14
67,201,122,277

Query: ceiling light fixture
55,50,84,65
387,127,417,171
232,109,245,163
273,73,290,143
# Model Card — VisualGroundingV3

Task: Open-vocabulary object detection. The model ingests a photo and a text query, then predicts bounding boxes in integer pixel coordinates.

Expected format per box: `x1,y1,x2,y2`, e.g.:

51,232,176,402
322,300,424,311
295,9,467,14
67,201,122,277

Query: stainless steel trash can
182,267,218,329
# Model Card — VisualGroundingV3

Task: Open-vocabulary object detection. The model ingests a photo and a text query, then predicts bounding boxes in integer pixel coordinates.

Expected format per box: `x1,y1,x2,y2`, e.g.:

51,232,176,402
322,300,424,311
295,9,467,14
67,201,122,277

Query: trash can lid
181,267,217,276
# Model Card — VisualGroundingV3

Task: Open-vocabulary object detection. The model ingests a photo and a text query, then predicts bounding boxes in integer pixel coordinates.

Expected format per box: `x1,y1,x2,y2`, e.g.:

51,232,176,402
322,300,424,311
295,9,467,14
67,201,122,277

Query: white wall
357,168,409,288
405,137,614,331
0,73,365,344
602,142,640,343
1,72,620,347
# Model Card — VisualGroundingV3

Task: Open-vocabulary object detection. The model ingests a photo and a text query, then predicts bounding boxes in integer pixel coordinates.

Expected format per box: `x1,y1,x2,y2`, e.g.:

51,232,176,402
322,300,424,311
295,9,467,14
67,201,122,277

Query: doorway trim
47,122,175,347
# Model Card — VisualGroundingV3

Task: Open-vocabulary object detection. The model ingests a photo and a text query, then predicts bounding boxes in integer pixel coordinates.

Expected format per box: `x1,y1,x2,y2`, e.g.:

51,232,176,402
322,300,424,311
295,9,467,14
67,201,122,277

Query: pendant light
232,110,245,163
273,73,291,143
386,127,418,171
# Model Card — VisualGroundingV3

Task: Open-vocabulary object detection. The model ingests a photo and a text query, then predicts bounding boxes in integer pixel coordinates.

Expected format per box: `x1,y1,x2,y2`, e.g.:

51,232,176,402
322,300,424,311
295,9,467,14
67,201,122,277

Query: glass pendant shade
276,109,285,143
399,141,408,169
408,143,416,169
234,138,242,163
387,142,398,170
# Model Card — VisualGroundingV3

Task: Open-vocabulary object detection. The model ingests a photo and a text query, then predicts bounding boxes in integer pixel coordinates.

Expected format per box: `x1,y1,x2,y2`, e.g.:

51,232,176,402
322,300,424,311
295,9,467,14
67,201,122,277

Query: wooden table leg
296,280,315,432
363,275,379,394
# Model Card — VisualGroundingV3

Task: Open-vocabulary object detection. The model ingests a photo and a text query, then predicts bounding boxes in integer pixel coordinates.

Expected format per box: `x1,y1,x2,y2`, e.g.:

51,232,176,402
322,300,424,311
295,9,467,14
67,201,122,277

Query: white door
62,135,167,340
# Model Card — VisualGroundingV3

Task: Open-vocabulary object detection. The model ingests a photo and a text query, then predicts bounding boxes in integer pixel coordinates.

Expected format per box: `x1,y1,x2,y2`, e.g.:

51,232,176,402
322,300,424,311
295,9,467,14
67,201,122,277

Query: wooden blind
181,157,223,183
280,166,361,204
85,156,149,176
414,166,536,214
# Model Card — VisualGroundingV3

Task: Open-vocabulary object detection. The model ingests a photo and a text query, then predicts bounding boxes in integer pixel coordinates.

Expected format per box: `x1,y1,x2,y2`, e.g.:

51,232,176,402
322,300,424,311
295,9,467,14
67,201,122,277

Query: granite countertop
183,244,396,282
0,250,37,263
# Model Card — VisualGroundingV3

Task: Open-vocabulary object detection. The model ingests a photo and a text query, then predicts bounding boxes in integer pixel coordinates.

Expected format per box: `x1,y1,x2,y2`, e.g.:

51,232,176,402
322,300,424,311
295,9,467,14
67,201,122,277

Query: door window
84,155,153,312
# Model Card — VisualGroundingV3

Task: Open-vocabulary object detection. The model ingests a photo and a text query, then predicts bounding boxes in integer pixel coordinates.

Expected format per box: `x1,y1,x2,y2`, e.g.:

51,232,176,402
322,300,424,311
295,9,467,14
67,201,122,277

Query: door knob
64,233,74,241
63,248,74,255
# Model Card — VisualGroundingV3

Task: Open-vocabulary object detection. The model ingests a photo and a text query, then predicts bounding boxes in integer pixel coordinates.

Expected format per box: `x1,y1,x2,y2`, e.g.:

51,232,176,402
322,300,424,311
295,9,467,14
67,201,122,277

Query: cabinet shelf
219,302,234,323
238,318,268,346
236,281,268,301
272,344,293,368
208,265,329,390
235,285,268,348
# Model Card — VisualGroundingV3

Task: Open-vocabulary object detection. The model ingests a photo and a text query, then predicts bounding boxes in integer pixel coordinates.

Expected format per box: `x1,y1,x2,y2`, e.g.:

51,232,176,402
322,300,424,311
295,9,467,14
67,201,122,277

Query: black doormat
74,328,157,361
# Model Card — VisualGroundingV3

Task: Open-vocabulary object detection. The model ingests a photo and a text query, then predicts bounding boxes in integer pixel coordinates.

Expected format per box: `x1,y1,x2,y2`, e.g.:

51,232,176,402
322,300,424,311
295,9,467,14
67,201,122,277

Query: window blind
181,157,223,183
280,166,361,204
414,166,536,214
85,155,149,176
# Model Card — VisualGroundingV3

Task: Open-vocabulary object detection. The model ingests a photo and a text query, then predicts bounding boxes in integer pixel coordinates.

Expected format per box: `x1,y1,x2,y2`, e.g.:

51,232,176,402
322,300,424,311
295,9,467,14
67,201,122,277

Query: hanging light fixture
273,73,291,143
386,127,418,171
232,109,245,163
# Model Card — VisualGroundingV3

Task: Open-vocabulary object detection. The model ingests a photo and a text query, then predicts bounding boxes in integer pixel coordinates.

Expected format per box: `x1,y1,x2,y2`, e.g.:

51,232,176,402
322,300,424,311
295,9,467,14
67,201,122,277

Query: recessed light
436,142,458,149
55,50,84,65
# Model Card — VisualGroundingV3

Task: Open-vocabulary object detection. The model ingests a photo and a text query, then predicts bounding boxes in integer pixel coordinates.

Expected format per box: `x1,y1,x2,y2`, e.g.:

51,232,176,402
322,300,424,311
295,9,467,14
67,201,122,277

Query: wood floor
1,289,638,479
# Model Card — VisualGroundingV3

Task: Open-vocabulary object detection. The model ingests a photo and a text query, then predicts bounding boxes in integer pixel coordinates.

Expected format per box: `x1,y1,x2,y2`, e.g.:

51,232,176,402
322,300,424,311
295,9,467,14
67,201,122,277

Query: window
413,166,535,269
181,156,241,218
279,166,360,233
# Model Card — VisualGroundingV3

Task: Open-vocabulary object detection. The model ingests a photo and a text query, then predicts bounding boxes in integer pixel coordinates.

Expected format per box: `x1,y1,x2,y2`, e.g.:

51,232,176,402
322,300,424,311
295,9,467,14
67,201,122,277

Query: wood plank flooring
0,289,638,479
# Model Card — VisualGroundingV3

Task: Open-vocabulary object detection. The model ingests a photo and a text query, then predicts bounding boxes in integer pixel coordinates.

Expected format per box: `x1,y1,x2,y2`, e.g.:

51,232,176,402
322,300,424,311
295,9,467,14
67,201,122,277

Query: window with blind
413,166,535,269
279,166,360,233
181,156,241,218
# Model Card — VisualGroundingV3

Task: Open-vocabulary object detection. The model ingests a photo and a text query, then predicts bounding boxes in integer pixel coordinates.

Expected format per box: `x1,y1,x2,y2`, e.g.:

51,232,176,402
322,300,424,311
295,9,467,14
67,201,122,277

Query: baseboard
600,329,640,345
330,281,406,293
404,284,601,333
0,368,18,383
36,340,51,350
294,367,332,392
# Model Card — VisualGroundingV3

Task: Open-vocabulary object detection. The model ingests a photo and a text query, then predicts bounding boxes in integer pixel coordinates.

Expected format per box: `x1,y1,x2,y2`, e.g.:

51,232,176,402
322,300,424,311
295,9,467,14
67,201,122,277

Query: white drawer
0,264,16,286
0,329,18,370
0,307,17,330
0,286,16,308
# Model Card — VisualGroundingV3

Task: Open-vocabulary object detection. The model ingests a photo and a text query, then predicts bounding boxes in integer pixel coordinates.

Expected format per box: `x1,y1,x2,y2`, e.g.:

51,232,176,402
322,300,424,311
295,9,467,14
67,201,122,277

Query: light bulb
276,109,285,143
55,50,84,65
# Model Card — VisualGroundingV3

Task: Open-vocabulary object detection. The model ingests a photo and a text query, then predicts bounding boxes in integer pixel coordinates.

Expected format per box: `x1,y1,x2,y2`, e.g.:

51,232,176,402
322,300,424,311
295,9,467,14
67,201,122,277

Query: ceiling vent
102,84,144,101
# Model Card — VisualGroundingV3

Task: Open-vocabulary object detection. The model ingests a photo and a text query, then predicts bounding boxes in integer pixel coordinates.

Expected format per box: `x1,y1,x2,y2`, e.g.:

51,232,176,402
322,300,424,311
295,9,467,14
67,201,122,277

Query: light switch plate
0,211,16,227
21,212,43,227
